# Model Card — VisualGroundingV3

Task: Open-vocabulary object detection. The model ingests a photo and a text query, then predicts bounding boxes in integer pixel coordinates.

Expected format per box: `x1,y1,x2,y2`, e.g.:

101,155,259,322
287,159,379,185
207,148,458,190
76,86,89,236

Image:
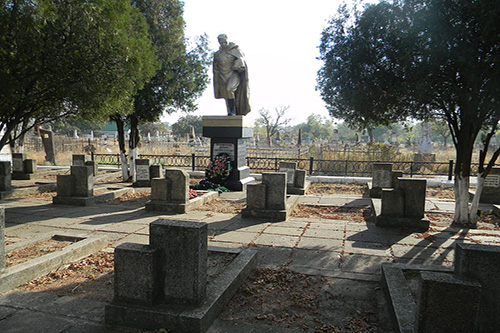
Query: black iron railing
94,153,477,179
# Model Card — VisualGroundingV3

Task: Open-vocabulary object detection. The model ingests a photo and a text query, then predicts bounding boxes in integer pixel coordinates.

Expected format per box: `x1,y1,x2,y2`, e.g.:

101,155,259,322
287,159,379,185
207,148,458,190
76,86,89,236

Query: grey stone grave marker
479,167,500,203
415,271,481,333
0,162,12,192
278,161,296,186
134,159,151,187
455,243,500,332
72,154,86,166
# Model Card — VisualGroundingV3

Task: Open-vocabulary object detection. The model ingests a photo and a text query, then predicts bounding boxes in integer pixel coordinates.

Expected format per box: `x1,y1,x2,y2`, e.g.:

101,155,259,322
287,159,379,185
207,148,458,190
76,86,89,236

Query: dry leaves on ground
6,238,74,267
20,251,115,302
292,204,372,222
104,191,151,206
427,210,500,230
196,198,246,214
220,267,378,332
307,183,366,195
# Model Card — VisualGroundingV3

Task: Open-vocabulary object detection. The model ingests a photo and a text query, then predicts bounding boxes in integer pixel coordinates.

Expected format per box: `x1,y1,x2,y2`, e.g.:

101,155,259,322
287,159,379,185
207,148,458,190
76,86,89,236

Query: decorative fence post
309,157,314,175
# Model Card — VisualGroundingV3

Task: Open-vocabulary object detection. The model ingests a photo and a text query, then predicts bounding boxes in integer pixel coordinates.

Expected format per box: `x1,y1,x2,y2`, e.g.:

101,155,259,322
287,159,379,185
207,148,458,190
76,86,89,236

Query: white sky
162,0,351,126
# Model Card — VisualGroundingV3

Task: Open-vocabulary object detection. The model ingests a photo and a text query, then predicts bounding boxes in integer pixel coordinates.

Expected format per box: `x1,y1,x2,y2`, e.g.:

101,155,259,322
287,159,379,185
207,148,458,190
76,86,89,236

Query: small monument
39,128,56,165
53,165,94,206
413,122,436,170
105,219,258,332
11,153,37,180
478,167,500,204
145,169,217,214
368,163,403,198
371,178,429,231
242,172,300,221
382,243,500,333
278,161,309,195
201,34,254,191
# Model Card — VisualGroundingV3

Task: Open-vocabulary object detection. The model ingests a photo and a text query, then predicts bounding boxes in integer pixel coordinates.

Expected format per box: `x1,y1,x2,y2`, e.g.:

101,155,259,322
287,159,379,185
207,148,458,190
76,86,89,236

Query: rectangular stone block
397,178,426,218
294,169,307,189
150,220,207,305
164,169,189,203
391,171,403,189
247,183,266,209
84,161,98,176
135,159,150,181
279,161,297,186
114,243,160,306
150,165,162,179
262,172,286,210
415,271,481,333
151,178,168,201
455,243,500,332
12,153,26,172
0,207,4,272
71,165,93,197
72,154,86,166
381,189,405,217
56,174,73,197
372,163,393,188
23,159,37,174
0,162,11,192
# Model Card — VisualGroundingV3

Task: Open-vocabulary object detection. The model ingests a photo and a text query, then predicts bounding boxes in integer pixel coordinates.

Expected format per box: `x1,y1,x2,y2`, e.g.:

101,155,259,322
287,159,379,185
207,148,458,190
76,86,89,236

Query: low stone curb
0,233,108,294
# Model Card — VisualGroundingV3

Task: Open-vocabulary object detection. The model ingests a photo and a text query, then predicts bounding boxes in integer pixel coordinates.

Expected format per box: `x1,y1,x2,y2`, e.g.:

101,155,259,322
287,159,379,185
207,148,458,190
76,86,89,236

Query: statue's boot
227,99,237,116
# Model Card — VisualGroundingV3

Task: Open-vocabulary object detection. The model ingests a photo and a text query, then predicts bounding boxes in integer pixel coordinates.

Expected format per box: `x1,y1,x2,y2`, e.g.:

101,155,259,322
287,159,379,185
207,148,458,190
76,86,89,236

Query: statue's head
217,34,228,47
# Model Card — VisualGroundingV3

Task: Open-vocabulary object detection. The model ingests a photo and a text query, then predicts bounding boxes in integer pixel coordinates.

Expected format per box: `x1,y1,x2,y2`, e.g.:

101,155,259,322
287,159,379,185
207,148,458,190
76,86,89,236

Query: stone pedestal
242,172,300,221
11,154,37,180
372,178,429,230
202,116,254,191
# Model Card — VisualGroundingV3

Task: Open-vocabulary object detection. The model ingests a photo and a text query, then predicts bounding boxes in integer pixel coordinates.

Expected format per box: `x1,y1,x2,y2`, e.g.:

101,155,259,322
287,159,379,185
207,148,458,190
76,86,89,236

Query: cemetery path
1,187,499,332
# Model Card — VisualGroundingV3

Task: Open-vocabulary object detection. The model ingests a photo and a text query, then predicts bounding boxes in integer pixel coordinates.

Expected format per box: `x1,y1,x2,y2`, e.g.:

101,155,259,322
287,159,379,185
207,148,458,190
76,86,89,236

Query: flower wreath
205,153,232,180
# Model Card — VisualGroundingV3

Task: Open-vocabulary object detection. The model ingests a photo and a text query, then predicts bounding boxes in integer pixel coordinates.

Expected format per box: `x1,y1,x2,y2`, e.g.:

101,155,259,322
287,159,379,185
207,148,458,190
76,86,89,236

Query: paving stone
297,236,343,251
255,246,293,268
0,310,72,333
303,227,345,239
263,225,305,236
289,248,341,269
307,220,346,230
253,234,299,247
343,240,390,256
340,254,391,274
212,231,257,244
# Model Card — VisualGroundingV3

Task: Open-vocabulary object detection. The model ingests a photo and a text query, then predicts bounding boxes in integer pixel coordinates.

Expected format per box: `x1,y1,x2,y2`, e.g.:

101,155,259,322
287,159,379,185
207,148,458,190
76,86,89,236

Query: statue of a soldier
213,34,250,116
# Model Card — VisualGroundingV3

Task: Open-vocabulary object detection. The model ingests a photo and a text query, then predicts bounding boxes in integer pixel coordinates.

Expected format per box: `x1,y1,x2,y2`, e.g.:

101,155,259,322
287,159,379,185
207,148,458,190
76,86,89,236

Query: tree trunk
112,115,130,181
454,174,471,226
453,131,476,227
469,175,484,224
128,115,140,183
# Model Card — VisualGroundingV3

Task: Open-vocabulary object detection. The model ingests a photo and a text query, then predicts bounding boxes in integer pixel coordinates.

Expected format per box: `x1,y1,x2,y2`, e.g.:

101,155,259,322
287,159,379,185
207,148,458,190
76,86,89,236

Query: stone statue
213,34,250,116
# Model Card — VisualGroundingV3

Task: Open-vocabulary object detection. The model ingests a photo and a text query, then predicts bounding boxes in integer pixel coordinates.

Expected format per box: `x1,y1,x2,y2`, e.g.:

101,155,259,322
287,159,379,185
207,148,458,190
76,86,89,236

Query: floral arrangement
189,188,198,199
205,153,232,181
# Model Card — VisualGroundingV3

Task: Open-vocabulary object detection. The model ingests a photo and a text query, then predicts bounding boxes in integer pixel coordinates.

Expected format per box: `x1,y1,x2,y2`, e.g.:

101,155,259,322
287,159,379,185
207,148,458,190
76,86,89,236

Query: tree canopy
318,0,500,226
0,0,157,149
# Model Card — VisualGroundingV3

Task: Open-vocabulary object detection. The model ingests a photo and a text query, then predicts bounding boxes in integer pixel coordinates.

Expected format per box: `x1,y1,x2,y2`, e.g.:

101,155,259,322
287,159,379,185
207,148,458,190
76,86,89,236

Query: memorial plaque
279,161,297,185
136,159,150,181
213,143,234,160
484,174,500,188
